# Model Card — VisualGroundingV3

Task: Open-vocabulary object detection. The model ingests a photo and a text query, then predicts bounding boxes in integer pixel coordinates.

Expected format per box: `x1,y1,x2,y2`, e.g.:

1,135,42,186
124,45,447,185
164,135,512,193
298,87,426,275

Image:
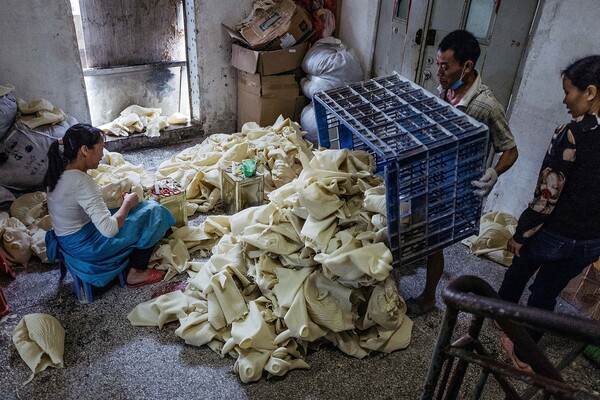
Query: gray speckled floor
1,136,599,400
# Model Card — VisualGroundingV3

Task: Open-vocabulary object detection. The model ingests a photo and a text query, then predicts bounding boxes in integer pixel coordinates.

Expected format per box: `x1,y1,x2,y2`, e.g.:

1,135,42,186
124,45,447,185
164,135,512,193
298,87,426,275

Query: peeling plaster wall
193,0,254,134
337,0,381,79
0,0,379,137
0,0,90,123
486,0,600,218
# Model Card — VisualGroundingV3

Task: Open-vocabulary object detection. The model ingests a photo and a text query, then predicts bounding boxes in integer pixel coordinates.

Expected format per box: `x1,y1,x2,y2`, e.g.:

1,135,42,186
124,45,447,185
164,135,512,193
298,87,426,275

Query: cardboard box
237,71,307,130
238,71,299,97
224,0,313,51
230,41,308,76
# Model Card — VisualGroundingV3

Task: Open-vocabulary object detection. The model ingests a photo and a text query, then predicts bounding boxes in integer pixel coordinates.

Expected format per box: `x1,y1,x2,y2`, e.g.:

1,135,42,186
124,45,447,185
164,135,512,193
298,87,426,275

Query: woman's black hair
43,123,105,192
562,55,600,92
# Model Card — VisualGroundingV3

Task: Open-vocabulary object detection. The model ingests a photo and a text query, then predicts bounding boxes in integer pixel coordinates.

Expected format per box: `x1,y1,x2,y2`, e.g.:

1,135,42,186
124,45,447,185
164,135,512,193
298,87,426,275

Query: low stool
58,255,126,304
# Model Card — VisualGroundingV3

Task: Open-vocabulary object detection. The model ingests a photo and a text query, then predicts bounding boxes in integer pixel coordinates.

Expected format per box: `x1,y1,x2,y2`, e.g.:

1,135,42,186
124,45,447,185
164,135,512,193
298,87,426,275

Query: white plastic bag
300,103,319,146
301,37,363,98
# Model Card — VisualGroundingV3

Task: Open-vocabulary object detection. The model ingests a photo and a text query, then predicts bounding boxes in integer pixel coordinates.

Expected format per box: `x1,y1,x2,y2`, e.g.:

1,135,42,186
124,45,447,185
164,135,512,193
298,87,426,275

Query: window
395,0,410,22
464,0,496,40
70,0,192,126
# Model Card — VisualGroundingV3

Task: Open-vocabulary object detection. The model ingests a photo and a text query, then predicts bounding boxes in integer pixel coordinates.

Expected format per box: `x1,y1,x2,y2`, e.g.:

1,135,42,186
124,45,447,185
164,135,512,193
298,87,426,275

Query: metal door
374,0,539,108
373,0,431,80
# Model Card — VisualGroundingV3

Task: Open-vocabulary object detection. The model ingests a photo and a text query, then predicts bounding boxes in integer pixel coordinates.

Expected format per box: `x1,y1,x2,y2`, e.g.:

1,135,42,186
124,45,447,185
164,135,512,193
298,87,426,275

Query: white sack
300,37,363,99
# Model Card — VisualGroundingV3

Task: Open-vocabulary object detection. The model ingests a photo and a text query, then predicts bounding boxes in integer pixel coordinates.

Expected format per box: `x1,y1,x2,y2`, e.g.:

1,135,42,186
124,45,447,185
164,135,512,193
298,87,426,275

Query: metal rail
421,275,600,399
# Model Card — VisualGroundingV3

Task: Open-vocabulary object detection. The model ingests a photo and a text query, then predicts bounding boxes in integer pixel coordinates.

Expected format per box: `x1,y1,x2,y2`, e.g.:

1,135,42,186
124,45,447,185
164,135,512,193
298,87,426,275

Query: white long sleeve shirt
47,169,119,237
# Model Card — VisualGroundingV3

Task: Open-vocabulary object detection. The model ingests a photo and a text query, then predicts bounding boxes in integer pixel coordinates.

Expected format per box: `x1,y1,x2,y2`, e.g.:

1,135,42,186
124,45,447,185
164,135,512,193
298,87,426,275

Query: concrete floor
1,134,599,400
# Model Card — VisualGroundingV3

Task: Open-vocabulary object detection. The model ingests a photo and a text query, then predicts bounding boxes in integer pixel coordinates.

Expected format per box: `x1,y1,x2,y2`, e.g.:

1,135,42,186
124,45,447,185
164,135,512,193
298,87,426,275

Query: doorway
374,0,540,109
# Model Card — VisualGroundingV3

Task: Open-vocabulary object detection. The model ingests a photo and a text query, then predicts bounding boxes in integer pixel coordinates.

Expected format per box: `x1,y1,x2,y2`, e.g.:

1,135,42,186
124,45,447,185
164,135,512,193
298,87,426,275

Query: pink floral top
514,114,600,242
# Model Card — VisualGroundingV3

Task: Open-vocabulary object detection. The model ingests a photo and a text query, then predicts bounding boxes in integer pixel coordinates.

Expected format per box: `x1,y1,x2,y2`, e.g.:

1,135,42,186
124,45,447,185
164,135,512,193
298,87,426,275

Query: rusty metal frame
420,275,600,399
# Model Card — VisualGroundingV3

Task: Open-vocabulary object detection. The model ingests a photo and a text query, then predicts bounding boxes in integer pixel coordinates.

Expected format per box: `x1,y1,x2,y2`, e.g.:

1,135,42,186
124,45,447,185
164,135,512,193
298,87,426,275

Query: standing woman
497,55,600,371
44,124,175,288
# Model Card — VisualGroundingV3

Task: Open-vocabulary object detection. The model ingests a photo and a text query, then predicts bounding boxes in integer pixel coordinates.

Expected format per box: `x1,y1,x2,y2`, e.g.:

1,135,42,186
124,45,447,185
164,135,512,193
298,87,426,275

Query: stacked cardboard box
237,71,306,130
223,0,313,130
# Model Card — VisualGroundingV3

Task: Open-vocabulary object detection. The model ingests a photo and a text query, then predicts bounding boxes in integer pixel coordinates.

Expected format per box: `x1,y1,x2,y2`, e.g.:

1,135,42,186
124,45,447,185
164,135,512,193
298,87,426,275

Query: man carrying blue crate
406,29,519,317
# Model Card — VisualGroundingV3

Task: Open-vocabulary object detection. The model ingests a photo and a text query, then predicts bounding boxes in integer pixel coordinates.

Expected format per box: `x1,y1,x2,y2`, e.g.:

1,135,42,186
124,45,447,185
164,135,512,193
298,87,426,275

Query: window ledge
83,61,187,77
104,123,205,153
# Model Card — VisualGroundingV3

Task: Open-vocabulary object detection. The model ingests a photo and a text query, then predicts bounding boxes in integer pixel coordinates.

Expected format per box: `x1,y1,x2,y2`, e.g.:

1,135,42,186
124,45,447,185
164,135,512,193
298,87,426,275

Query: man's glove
471,167,498,197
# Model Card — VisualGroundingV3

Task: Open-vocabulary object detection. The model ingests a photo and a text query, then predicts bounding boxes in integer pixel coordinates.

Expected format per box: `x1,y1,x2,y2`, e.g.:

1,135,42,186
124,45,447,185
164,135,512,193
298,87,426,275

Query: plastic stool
58,254,126,304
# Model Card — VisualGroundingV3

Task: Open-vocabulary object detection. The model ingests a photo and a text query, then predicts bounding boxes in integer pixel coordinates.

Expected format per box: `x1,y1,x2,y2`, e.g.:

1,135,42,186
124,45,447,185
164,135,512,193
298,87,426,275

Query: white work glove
471,167,498,198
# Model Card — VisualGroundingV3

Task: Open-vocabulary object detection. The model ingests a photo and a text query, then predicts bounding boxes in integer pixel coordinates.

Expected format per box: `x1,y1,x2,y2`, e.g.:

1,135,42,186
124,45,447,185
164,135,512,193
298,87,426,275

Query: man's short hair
438,30,481,66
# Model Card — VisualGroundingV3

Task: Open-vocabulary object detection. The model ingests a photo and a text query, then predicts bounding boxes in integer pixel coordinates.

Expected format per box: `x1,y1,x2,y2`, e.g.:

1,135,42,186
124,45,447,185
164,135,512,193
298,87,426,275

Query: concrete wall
337,0,381,79
193,0,253,134
486,0,600,218
0,0,254,135
0,0,90,123
0,0,378,137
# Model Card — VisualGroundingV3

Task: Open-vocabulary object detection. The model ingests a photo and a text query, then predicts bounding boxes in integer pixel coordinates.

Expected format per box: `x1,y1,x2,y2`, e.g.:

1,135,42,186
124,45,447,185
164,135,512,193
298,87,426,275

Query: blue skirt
46,201,176,286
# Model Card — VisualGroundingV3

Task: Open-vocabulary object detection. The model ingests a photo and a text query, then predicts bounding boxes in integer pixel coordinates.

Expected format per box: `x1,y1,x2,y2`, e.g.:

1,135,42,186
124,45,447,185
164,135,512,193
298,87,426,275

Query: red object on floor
151,280,188,299
0,249,14,317
127,269,164,288
0,249,15,278
0,288,9,317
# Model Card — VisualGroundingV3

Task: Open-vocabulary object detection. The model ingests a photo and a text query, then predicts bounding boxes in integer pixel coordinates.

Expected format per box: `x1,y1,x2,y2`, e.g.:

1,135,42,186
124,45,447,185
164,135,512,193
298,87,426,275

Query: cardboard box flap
257,41,308,75
222,23,249,46
277,6,314,48
231,41,308,76
231,44,260,75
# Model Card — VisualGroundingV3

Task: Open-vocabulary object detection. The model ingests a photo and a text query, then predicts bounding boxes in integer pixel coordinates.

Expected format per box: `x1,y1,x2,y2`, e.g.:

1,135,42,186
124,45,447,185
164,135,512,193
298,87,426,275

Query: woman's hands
122,192,139,208
114,192,139,228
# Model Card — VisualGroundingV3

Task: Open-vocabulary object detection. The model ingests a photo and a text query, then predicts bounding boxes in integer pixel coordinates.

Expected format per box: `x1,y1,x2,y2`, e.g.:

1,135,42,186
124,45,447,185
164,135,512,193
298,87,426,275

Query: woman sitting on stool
44,123,175,288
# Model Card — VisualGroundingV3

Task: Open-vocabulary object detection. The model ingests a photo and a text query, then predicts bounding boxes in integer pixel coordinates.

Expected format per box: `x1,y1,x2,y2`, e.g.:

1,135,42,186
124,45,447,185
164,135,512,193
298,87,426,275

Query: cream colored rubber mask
12,313,65,384
461,211,517,266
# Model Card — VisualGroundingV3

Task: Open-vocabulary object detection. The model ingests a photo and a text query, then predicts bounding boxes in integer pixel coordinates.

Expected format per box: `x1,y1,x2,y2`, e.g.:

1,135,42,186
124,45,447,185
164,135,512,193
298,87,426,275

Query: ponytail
43,140,65,192
43,123,105,192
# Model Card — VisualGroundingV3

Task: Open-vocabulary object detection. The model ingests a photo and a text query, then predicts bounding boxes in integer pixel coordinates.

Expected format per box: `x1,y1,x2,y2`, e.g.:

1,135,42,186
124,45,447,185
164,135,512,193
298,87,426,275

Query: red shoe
500,333,533,373
127,269,164,288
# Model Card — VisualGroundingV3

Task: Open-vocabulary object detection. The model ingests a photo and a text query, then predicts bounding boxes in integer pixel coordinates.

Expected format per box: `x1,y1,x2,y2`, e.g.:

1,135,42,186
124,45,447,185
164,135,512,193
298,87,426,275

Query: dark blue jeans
497,228,600,347
129,244,157,270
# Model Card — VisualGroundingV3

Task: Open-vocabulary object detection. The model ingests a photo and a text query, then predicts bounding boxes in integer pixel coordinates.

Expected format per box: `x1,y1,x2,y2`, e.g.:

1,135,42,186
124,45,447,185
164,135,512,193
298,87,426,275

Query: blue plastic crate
398,89,431,103
313,73,489,268
412,97,448,113
425,105,462,122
